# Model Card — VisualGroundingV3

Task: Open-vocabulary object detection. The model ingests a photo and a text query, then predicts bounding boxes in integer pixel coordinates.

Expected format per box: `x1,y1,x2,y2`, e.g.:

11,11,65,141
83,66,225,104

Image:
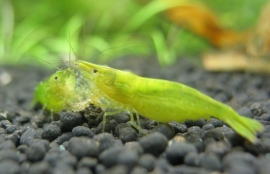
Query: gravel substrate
0,57,270,174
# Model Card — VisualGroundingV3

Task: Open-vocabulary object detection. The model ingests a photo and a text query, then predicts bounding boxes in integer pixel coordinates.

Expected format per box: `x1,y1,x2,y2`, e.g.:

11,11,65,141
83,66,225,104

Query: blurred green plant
0,0,268,67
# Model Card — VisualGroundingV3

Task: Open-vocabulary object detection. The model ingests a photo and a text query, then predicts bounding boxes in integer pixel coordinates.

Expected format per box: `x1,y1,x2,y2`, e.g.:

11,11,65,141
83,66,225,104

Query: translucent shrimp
34,60,264,143
34,67,92,113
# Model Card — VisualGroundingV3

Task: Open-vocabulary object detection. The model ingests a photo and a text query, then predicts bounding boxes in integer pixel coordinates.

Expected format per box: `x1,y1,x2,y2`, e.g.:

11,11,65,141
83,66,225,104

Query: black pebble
260,114,270,121
0,149,20,162
29,139,50,151
6,112,19,122
72,126,94,137
78,157,97,171
87,116,102,128
250,103,264,116
261,125,270,137
165,141,197,165
52,132,73,145
17,145,28,153
44,150,78,167
99,146,122,168
42,124,61,141
95,164,106,174
140,120,157,130
28,161,52,174
113,113,130,124
43,151,59,166
76,167,94,174
118,150,139,170
205,141,231,158
215,92,231,102
93,133,116,153
26,143,46,162
0,127,6,134
62,141,69,150
0,140,15,150
110,119,119,131
95,120,114,134
154,157,171,172
114,123,131,137
20,128,38,146
262,138,270,153
203,127,235,141
257,157,270,174
119,127,137,143
0,160,20,174
53,162,75,174
224,163,256,174
50,120,62,127
138,154,156,172
185,119,206,127
124,142,143,156
5,125,21,134
243,141,265,155
14,115,30,125
222,151,258,174
238,107,254,118
184,151,198,166
102,165,128,174
60,112,82,131
18,153,27,163
0,135,5,144
0,120,12,129
250,78,263,89
151,123,175,140
199,152,221,171
0,114,6,121
183,131,204,152
169,165,210,174
64,151,78,167
205,118,225,127
187,126,203,136
68,137,99,159
130,166,148,174
139,132,168,157
169,122,187,133
202,123,214,130
6,132,20,144
30,115,44,128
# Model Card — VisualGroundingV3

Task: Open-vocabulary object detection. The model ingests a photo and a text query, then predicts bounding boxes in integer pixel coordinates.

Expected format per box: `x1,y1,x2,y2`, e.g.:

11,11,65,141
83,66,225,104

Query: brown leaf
165,3,248,48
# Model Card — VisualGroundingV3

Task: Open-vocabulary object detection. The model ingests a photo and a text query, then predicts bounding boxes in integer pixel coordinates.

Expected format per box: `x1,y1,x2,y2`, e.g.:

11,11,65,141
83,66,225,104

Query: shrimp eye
93,69,98,73
54,76,58,80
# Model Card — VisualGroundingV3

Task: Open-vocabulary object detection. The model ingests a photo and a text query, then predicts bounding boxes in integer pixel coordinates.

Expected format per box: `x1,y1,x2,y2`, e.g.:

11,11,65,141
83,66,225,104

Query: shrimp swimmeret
34,60,264,143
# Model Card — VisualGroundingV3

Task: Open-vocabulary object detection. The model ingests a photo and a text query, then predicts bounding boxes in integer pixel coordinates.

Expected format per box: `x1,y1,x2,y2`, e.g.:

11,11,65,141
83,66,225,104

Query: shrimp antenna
66,33,79,66
90,40,150,60
83,21,86,60
33,56,61,70
68,35,71,67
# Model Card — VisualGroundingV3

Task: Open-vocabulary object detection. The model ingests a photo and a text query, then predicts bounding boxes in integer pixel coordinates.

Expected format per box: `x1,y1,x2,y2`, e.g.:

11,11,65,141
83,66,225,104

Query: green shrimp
34,60,264,143
33,67,92,113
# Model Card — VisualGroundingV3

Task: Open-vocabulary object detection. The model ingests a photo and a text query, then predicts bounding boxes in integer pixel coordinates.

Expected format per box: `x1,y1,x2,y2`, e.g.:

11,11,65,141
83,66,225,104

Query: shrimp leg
128,111,147,135
102,110,123,132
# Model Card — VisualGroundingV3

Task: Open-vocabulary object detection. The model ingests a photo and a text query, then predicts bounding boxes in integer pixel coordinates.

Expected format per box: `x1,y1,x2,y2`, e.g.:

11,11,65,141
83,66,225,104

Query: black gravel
0,57,270,173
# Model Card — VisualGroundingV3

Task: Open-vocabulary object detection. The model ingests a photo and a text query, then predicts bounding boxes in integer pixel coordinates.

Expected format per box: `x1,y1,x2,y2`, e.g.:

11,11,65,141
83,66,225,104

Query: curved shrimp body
130,78,263,143
77,60,263,143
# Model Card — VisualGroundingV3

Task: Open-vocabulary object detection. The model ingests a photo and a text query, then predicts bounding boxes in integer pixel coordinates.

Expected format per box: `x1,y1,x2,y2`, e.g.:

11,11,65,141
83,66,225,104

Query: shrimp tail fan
223,113,263,143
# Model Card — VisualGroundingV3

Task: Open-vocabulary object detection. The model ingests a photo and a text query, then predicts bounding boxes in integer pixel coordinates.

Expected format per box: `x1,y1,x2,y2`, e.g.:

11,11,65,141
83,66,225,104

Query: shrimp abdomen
130,78,263,143
131,78,221,121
